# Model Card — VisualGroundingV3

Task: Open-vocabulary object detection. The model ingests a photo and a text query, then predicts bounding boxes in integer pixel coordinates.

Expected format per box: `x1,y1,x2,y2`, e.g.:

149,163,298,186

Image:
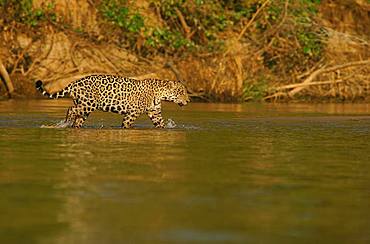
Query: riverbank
0,0,369,102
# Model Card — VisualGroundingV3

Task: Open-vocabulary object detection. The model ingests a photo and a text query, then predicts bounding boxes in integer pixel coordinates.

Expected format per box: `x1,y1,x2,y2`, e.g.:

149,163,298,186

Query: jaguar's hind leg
147,106,165,128
121,111,140,129
65,105,91,128
65,106,78,126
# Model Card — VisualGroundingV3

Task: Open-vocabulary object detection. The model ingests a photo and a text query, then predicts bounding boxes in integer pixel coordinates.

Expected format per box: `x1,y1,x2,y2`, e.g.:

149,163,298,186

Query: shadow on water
0,100,370,243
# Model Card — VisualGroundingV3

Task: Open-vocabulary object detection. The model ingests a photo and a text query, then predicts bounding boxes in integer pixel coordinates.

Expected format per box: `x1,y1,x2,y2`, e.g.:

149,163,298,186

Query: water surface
0,100,370,243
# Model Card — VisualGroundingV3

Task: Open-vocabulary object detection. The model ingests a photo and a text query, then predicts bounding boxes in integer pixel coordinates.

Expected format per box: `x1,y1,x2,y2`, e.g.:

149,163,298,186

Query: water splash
41,120,71,128
166,119,177,129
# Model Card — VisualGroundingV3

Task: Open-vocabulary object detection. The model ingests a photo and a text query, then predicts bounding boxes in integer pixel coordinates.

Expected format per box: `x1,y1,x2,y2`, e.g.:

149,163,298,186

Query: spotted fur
35,74,190,128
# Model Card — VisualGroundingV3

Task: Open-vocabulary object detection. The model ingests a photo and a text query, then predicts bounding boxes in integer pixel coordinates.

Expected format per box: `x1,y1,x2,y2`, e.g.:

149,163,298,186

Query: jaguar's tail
35,80,69,99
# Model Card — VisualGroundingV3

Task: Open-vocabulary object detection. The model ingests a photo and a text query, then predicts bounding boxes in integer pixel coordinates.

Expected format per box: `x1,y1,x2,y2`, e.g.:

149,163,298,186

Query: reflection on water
0,100,370,243
59,128,187,183
53,128,189,244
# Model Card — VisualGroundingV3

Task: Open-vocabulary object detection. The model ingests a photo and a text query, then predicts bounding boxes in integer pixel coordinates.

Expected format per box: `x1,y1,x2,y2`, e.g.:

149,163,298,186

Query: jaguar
35,74,190,128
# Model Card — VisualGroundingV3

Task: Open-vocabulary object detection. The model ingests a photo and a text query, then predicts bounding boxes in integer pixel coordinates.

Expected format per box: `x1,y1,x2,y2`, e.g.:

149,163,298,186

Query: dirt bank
0,0,369,102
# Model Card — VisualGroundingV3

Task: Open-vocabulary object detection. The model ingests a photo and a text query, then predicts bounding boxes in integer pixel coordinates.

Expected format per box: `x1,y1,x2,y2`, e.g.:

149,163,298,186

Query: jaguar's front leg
147,106,165,128
121,111,140,129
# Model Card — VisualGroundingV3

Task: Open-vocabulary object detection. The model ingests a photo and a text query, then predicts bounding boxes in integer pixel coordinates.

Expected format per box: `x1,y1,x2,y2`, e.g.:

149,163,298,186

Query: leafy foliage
255,0,323,74
243,78,269,102
98,0,250,53
100,0,144,33
0,0,56,26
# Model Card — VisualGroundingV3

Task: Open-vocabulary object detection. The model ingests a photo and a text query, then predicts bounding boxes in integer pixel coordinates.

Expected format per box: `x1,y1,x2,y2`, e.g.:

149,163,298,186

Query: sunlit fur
36,74,190,128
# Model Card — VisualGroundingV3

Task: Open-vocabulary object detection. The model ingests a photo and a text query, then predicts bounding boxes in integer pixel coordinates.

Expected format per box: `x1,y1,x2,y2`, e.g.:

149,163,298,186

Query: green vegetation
100,0,144,33
96,0,323,74
258,0,323,65
0,0,56,26
98,0,252,53
243,77,269,102
1,0,322,57
294,0,323,59
240,0,323,101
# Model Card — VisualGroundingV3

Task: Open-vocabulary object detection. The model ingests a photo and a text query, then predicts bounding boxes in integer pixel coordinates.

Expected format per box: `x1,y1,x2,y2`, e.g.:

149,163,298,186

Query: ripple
166,118,177,129
41,119,71,128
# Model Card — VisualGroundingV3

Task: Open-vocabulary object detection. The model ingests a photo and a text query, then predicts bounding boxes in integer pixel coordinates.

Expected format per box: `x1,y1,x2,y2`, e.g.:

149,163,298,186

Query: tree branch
0,58,14,98
265,59,370,100
288,59,370,97
237,0,271,41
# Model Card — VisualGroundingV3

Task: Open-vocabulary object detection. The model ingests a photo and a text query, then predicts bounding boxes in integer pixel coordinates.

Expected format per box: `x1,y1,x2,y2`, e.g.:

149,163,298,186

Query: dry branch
0,58,14,97
289,59,370,97
70,42,80,68
25,34,55,76
10,40,33,76
296,58,325,79
237,0,271,41
164,61,182,80
265,59,370,100
278,78,347,90
175,8,191,38
258,0,289,42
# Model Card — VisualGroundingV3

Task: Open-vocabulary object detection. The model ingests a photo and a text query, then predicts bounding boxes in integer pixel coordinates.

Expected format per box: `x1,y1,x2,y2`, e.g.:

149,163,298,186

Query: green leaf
303,46,311,54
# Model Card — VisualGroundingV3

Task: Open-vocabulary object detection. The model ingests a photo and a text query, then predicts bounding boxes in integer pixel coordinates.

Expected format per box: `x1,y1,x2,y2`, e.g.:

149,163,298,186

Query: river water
0,100,369,243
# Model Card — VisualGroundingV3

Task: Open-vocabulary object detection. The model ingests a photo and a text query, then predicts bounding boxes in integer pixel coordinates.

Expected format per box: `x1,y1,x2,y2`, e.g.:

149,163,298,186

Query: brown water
0,100,370,243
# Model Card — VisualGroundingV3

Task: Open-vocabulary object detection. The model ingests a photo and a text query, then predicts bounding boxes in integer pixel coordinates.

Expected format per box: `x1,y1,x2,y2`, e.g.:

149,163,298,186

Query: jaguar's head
162,80,190,106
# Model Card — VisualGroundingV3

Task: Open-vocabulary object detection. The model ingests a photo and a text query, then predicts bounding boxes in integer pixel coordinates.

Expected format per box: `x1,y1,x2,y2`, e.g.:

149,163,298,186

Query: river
0,100,369,243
